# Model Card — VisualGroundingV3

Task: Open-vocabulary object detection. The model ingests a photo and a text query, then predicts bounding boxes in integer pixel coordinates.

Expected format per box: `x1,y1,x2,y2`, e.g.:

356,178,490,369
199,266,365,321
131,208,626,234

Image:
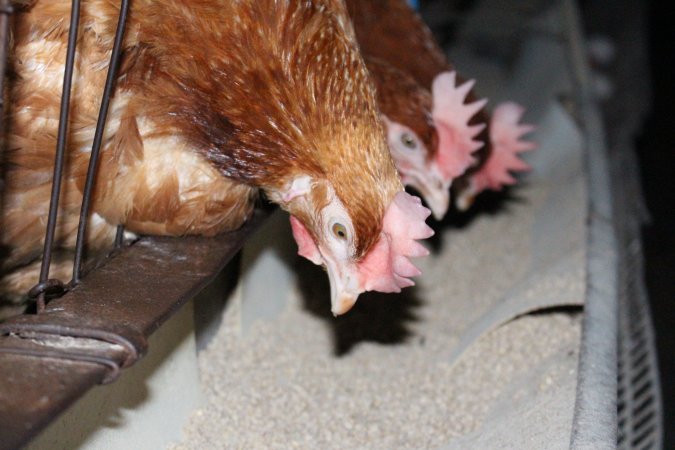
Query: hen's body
346,0,448,89
2,0,413,313
1,1,258,301
365,57,437,154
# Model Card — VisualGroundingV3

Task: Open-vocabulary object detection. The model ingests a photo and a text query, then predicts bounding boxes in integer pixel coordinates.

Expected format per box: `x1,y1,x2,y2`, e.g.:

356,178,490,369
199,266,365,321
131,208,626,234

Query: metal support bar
0,0,13,131
0,208,270,450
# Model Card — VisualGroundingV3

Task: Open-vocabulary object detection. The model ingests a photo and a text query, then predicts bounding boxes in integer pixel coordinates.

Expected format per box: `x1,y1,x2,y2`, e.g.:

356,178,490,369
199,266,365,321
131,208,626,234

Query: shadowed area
295,257,422,356
423,185,529,252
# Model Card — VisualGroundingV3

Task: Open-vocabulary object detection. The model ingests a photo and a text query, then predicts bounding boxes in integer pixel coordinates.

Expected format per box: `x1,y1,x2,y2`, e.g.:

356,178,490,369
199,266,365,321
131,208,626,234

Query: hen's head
148,1,434,315
281,177,433,316
263,8,434,316
365,57,451,220
268,75,432,315
455,102,536,211
270,38,434,314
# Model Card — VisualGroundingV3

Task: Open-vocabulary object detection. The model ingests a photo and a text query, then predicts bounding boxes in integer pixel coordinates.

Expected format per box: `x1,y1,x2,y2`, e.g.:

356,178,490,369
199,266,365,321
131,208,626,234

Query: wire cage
11,0,130,312
0,2,267,448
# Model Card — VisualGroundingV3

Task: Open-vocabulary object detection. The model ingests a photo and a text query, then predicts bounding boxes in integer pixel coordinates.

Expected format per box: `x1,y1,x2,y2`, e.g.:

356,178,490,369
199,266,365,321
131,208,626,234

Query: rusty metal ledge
0,208,271,450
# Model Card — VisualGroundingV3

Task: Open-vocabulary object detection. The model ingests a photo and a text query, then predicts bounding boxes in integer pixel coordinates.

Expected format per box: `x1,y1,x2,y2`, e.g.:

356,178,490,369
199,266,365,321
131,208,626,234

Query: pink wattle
358,234,398,292
289,215,322,265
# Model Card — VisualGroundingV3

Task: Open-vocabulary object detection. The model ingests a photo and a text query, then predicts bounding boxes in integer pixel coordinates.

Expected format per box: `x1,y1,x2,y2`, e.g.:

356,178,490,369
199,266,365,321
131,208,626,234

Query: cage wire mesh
4,0,130,312
579,0,664,446
609,67,663,450
616,198,663,450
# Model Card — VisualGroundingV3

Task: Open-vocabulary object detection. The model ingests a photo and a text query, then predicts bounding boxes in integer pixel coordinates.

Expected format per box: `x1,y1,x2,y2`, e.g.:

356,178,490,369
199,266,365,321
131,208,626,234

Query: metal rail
564,0,619,448
0,209,270,450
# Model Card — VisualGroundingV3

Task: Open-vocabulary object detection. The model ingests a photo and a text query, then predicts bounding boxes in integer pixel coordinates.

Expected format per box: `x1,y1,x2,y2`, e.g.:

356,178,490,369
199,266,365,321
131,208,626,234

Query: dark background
637,1,675,446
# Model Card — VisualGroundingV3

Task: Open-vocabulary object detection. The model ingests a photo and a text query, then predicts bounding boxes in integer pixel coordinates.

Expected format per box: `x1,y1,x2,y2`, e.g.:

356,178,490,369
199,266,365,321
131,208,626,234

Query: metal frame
564,0,619,447
566,0,662,448
0,212,268,449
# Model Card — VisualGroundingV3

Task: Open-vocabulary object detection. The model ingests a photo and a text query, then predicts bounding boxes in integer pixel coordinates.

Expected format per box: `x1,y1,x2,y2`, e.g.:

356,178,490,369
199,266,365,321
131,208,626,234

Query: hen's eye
401,132,417,149
332,223,347,239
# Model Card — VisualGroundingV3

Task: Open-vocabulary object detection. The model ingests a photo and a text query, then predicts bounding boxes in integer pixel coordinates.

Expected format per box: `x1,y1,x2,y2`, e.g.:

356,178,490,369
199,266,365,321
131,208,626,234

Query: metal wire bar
114,224,125,249
72,0,130,284
33,0,82,313
0,0,13,132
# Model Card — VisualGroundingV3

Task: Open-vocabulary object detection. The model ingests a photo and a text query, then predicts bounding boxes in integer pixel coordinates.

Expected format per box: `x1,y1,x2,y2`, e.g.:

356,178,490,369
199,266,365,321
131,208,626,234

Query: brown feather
119,0,401,256
345,0,450,89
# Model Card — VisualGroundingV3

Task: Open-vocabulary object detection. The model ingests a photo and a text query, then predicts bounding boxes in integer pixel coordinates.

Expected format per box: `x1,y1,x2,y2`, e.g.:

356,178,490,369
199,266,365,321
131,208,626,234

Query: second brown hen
346,0,535,213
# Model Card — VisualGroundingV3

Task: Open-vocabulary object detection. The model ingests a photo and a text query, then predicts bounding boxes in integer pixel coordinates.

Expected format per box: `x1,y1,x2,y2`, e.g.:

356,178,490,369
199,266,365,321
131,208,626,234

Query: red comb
358,192,434,293
431,71,487,180
472,102,536,192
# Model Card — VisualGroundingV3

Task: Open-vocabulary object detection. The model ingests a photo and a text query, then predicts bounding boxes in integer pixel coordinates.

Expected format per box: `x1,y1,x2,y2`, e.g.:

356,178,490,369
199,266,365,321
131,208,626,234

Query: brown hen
345,0,534,213
1,0,433,315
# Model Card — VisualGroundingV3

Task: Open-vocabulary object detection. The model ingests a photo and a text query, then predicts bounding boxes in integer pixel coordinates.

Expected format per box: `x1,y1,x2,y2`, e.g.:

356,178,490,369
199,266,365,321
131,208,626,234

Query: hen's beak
418,182,450,221
408,168,450,220
323,255,362,316
455,178,479,212
455,187,476,212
